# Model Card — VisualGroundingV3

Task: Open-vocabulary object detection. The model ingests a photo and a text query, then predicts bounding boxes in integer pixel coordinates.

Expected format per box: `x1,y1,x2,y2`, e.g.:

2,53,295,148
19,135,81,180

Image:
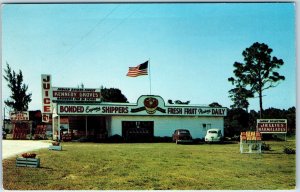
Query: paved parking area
1,140,51,159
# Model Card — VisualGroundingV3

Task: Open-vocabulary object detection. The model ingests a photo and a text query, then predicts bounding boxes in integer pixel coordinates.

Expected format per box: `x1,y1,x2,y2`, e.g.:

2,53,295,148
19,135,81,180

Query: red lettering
60,106,84,113
44,98,50,104
44,106,51,113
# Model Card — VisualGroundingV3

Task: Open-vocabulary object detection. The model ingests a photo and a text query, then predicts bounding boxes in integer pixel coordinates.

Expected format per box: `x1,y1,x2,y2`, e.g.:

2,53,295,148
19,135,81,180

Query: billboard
257,119,287,133
52,87,101,102
10,111,29,121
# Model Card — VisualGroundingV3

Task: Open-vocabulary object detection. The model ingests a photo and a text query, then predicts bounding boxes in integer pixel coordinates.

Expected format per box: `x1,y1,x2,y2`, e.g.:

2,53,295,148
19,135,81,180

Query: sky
1,2,296,113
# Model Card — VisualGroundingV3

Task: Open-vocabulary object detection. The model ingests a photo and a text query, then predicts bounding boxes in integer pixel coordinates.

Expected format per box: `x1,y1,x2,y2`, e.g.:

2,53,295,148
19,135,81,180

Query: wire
60,5,120,60
86,6,142,52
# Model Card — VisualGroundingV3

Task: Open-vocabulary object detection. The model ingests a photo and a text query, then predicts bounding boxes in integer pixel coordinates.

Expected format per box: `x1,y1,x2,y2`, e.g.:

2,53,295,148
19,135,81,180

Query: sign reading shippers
257,119,287,133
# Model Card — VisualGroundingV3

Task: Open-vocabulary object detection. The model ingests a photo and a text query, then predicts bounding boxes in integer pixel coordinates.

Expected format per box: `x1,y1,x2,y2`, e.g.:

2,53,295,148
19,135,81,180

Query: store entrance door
122,121,154,142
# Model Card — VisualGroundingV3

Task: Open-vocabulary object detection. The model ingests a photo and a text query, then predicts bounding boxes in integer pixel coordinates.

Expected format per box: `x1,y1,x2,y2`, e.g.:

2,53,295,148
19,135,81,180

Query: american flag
126,61,148,77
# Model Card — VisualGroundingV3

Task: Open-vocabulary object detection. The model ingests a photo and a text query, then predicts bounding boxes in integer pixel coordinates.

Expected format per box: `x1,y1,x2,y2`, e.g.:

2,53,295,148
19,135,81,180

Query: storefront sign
42,114,50,123
52,87,101,102
41,74,52,113
10,111,29,121
57,95,227,117
257,119,287,133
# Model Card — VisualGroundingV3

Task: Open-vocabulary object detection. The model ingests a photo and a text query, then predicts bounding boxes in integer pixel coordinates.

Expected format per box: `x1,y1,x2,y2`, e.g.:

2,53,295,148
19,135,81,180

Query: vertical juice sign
41,75,52,122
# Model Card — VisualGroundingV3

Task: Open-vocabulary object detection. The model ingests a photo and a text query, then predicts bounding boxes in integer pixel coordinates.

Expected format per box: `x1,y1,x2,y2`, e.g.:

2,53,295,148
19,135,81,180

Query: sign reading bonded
257,119,287,133
52,87,101,102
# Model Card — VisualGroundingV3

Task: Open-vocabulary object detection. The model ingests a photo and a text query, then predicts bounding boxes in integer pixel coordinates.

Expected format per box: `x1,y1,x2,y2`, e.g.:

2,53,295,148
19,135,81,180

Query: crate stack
34,125,47,139
12,123,30,139
62,133,72,141
240,131,262,153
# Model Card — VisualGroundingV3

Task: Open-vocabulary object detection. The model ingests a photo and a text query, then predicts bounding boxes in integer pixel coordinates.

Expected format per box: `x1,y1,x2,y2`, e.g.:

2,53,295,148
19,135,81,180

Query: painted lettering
44,106,51,113
60,106,84,113
184,108,197,114
44,98,50,104
86,106,101,113
212,109,225,115
102,106,128,114
43,75,50,82
168,108,182,114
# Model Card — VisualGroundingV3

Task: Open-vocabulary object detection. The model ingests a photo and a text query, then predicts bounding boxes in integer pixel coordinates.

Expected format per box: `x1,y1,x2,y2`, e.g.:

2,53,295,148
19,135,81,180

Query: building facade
42,74,227,141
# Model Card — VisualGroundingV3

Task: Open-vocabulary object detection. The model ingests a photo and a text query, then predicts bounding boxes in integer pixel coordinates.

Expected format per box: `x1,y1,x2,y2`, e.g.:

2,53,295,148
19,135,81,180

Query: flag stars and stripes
126,61,148,77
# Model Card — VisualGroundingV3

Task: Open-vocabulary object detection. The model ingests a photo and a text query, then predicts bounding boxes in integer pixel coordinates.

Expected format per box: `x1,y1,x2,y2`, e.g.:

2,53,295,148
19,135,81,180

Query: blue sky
1,3,296,111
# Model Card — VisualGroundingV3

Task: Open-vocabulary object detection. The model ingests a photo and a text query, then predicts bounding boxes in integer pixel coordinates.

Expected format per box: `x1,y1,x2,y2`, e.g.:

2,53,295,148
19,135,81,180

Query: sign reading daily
257,119,287,133
58,95,227,117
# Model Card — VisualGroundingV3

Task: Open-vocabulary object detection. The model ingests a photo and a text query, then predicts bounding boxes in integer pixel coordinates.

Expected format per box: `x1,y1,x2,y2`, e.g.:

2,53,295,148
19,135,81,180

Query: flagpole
148,59,152,95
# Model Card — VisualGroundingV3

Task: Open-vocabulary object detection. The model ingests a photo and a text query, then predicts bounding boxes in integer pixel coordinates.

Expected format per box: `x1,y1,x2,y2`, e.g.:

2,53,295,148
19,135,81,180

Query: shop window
202,123,211,130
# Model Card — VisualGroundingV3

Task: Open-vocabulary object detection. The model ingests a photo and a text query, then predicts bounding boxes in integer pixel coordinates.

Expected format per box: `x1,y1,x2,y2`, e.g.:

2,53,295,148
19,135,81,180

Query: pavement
1,140,51,159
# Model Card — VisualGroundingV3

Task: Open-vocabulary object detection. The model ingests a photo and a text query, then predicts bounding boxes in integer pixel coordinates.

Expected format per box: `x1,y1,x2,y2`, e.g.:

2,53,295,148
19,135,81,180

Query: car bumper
205,138,221,142
177,139,193,143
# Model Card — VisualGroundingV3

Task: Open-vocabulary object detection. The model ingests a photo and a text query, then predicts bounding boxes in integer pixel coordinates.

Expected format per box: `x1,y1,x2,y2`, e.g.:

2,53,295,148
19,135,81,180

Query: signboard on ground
10,111,29,121
257,119,287,133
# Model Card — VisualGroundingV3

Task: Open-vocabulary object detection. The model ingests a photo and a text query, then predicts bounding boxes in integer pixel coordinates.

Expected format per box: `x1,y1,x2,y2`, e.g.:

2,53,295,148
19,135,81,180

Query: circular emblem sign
144,97,159,114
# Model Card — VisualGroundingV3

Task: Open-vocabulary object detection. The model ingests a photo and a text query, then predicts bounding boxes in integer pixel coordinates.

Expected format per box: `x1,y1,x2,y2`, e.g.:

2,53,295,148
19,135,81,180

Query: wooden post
85,116,88,137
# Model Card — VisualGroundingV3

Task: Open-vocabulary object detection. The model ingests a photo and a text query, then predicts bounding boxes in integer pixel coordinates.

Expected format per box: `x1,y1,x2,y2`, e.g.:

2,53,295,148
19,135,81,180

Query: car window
209,131,218,134
179,130,189,134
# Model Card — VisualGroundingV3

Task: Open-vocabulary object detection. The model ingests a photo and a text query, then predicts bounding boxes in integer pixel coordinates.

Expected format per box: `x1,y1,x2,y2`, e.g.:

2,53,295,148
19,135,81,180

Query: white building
42,75,227,141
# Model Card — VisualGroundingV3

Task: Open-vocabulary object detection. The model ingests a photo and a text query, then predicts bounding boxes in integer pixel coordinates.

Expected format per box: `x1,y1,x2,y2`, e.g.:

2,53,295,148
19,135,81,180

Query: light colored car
205,129,222,143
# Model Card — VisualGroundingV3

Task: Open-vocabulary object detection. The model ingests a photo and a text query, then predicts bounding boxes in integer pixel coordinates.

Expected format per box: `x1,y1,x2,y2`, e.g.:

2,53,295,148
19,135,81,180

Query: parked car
205,129,223,143
172,129,193,144
45,130,53,138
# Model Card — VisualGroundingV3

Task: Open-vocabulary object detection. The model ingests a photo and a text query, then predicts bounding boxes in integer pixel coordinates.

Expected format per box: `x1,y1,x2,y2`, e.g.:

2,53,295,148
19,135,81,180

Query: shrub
283,146,296,154
106,134,124,143
261,142,271,151
153,136,172,143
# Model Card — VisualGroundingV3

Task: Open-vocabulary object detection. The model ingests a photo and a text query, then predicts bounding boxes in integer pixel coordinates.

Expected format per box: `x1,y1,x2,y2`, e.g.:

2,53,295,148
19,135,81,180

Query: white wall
110,116,224,139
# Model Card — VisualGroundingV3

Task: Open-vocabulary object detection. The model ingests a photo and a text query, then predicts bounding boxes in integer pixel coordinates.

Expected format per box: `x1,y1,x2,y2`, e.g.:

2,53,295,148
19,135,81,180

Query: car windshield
209,131,218,134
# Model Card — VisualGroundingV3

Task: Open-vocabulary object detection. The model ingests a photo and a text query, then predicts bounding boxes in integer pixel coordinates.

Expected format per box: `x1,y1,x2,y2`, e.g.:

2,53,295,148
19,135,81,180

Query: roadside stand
240,131,262,154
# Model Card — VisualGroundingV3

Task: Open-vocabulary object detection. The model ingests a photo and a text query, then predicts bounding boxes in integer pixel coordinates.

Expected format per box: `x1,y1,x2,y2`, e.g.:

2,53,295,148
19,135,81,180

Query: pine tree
3,63,32,111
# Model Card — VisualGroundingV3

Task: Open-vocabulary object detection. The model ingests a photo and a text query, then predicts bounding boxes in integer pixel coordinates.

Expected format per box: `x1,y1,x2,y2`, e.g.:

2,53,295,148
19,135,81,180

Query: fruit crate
49,145,62,151
16,157,40,168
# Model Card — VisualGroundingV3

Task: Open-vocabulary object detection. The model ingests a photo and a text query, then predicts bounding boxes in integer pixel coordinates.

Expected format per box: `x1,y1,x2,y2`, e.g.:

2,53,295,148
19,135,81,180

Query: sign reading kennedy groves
52,87,101,102
257,119,287,133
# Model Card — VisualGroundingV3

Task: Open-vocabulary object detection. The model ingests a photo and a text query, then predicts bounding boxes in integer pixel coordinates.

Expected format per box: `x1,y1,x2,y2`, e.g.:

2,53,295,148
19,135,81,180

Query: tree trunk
259,89,263,119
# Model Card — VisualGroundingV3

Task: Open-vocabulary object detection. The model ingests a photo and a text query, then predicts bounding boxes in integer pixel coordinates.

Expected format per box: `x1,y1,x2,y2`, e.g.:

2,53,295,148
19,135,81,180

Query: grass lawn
2,140,296,190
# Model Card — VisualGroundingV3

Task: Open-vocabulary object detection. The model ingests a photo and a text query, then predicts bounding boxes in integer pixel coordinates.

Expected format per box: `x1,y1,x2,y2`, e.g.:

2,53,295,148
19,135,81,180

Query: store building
42,74,227,141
